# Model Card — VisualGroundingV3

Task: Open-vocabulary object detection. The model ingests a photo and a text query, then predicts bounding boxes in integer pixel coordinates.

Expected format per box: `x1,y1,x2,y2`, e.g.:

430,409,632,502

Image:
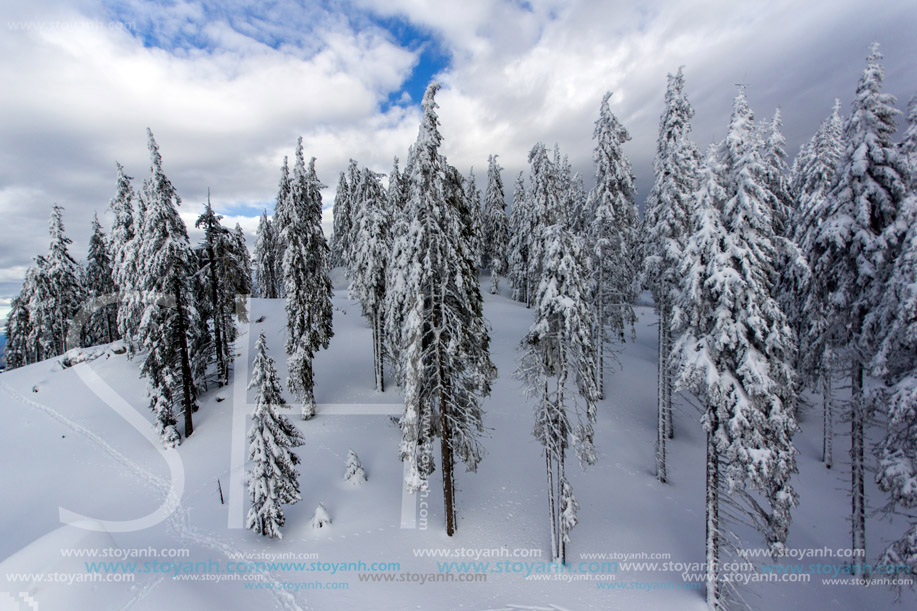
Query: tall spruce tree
253,211,280,299
195,195,230,386
791,101,844,468
517,218,597,564
810,45,910,570
388,83,496,536
271,156,292,298
108,163,141,350
283,140,334,420
482,154,510,294
246,332,304,538
508,171,533,304
136,129,199,446
85,214,117,346
673,116,799,608
331,167,354,268
587,92,639,400
348,167,391,392
642,67,699,482
45,205,85,356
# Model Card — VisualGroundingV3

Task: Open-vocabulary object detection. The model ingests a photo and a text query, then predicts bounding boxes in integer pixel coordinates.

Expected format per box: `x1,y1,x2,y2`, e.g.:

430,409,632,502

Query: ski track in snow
0,379,306,611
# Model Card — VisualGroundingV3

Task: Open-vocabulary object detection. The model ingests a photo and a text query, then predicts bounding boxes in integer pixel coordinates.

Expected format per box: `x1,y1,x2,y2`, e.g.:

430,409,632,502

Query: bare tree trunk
174,284,195,438
664,306,674,440
656,309,667,483
372,305,384,392
851,360,865,576
705,412,720,609
822,351,833,468
545,446,557,562
595,267,605,399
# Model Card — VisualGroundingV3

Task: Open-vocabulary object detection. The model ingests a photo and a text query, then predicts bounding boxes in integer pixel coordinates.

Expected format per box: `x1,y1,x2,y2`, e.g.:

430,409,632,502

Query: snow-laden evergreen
135,129,200,446
331,166,354,268
508,171,533,305
253,211,280,299
386,83,496,536
246,332,304,538
759,108,793,236
283,140,334,420
481,155,510,294
270,156,292,298
347,167,391,392
45,204,85,356
344,449,367,485
790,100,844,467
810,45,910,570
311,503,332,529
84,214,117,346
902,96,917,190
108,163,142,350
642,67,700,482
517,217,598,564
586,92,639,400
463,167,485,270
673,133,798,608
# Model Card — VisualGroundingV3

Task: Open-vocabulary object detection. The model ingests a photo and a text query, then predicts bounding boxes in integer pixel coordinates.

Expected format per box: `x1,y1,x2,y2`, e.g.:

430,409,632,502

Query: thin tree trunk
174,284,195,438
206,235,226,386
372,305,384,392
705,412,720,609
822,351,833,468
545,446,557,562
656,309,667,483
851,360,865,576
663,306,674,440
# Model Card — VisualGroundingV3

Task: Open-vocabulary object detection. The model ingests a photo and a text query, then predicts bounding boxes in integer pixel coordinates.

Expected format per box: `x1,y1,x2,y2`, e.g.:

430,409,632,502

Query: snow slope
0,280,913,610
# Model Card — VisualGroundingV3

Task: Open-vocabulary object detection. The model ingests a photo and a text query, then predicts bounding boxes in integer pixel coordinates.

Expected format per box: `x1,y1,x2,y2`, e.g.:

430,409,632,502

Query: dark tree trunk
174,284,195,438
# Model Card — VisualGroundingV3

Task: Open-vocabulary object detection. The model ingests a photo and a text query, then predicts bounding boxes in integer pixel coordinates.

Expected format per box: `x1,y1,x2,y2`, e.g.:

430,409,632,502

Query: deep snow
0,278,913,610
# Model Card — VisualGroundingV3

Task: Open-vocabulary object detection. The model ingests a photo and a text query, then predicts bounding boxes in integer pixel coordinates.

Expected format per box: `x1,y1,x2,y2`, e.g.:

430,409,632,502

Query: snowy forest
3,43,916,610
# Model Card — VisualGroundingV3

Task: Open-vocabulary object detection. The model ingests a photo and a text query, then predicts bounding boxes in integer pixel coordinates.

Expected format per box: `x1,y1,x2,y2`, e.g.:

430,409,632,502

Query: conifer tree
810,45,910,569
791,101,844,467
388,83,496,536
348,167,391,392
642,68,699,481
136,129,199,445
283,140,334,420
85,214,117,346
108,163,141,349
517,218,597,564
45,205,85,356
331,168,354,267
482,154,510,294
271,156,292,298
253,211,280,299
247,332,304,538
508,171,532,304
587,92,639,400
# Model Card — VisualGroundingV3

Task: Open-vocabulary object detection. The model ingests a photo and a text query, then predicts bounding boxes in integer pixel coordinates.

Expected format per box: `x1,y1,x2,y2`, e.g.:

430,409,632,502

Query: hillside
0,281,912,611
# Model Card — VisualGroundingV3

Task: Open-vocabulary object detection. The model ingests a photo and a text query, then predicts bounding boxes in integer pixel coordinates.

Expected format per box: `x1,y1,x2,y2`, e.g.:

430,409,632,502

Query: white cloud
1,0,915,304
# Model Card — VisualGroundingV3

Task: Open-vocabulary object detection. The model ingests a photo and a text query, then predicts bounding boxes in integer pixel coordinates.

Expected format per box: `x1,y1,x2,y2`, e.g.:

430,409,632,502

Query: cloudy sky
1,0,916,321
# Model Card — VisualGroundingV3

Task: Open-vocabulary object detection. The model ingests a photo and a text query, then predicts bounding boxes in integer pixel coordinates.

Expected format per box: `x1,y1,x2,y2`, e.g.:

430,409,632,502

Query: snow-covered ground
0,280,913,610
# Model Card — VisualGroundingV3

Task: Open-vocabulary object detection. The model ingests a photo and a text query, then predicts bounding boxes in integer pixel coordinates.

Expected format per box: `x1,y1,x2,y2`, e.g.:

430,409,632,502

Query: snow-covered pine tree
108,163,142,350
195,195,230,386
642,68,700,482
482,155,510,294
331,167,354,268
791,100,844,467
903,96,917,191
760,109,793,236
5,293,32,368
283,141,334,420
22,257,55,364
270,156,292,298
348,167,391,392
587,92,639,400
344,449,367,484
85,214,117,346
246,332,304,538
811,45,910,571
44,204,85,356
508,171,532,304
464,167,485,270
517,217,597,564
673,133,799,609
136,129,200,445
389,82,496,536
866,191,917,587
388,156,408,214
253,211,280,299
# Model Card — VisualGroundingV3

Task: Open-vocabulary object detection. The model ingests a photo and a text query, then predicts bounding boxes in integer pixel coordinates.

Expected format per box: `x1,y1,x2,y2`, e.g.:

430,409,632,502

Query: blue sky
1,0,916,322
